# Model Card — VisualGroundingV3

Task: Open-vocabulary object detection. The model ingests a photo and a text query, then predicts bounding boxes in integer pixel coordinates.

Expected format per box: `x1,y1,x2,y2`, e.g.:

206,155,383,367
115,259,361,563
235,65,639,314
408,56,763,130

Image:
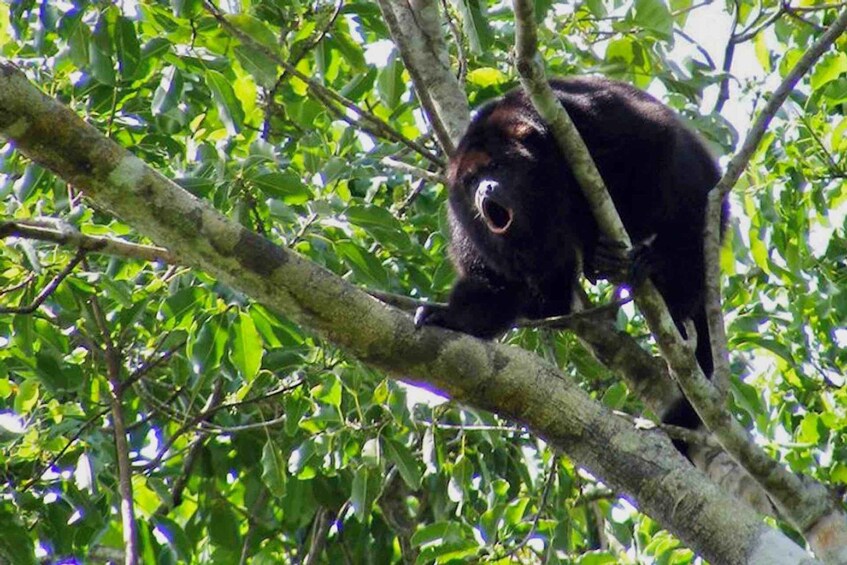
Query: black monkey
415,76,728,450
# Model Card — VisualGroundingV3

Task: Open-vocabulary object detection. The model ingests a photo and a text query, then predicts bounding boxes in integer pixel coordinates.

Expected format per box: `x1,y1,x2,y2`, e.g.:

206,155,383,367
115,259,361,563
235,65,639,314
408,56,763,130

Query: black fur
416,76,728,452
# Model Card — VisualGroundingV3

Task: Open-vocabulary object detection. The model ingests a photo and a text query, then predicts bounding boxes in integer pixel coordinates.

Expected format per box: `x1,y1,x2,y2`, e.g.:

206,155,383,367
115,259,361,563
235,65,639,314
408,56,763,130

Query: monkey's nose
477,179,498,196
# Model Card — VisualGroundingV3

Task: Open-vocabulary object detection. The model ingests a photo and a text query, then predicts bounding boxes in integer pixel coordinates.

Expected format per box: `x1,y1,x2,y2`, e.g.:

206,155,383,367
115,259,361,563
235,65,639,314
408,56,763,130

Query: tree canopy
1,0,846,564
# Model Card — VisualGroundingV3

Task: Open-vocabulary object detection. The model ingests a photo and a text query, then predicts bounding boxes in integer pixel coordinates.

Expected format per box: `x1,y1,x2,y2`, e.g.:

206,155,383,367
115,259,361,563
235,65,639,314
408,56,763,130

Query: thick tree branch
510,0,847,560
1,219,176,264
0,62,809,565
375,0,470,153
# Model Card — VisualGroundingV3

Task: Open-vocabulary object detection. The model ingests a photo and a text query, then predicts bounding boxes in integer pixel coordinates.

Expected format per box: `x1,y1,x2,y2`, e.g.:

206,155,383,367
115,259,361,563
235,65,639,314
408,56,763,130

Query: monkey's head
447,99,556,242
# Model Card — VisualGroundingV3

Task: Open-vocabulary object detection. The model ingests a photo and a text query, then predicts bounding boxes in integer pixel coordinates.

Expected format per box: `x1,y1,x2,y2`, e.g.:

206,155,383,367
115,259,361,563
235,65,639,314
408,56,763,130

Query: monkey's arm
414,273,524,339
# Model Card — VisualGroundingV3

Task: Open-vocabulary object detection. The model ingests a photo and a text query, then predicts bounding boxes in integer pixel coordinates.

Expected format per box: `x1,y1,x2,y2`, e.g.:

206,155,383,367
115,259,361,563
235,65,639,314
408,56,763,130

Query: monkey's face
448,146,547,242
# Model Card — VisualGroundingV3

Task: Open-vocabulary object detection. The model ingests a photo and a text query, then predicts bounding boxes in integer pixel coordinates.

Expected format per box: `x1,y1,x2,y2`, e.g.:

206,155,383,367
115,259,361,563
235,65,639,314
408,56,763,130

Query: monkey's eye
459,172,478,189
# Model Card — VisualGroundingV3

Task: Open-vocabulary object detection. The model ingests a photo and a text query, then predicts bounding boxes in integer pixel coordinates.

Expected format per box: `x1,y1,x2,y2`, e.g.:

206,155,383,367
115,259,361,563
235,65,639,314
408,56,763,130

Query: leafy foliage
0,0,845,563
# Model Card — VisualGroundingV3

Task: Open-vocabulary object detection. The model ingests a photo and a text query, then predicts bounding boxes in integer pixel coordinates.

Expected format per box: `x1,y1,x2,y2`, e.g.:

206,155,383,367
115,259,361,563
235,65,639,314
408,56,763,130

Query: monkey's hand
413,277,522,339
414,304,447,329
414,302,508,340
585,234,657,287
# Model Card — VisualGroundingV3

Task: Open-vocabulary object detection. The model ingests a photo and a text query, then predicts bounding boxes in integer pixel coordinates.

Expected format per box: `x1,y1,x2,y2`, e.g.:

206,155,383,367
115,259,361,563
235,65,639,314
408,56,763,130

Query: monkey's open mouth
476,194,514,234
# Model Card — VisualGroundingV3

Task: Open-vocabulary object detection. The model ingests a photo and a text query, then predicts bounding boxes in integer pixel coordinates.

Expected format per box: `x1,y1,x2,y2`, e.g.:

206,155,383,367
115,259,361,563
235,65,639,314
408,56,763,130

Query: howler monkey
415,76,728,450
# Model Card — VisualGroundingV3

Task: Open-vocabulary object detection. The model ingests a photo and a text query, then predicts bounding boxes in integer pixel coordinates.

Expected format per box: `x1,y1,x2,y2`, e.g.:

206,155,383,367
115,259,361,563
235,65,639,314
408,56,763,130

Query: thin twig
21,407,111,492
396,180,427,216
521,295,632,329
733,3,784,44
498,455,559,560
0,273,35,296
785,6,826,31
440,0,467,87
714,0,740,113
707,7,847,399
303,507,335,565
381,157,446,185
88,273,139,565
120,339,187,393
0,248,86,314
0,219,176,264
674,28,716,69
367,289,432,311
155,381,225,515
141,379,305,470
262,0,344,139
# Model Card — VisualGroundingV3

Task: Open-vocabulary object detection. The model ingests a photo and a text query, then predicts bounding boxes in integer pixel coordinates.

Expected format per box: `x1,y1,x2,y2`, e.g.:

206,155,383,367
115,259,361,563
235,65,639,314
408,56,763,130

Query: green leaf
797,413,820,444
377,50,404,109
261,441,287,497
116,16,141,79
346,204,413,252
831,464,847,485
810,52,847,91
328,30,367,71
289,441,317,475
189,316,227,372
312,374,342,408
632,0,672,39
153,516,192,562
577,552,619,564
457,0,493,53
411,521,467,547
35,352,83,392
206,69,245,135
284,394,309,436
605,37,638,66
90,15,115,86
209,504,242,549
335,241,391,288
226,14,279,50
14,380,38,414
385,439,422,489
754,33,772,73
467,68,508,88
234,45,278,88
339,67,377,101
152,66,184,115
0,508,37,565
504,497,529,525
62,12,90,67
351,466,377,523
601,382,628,410
252,172,313,204
231,311,263,381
